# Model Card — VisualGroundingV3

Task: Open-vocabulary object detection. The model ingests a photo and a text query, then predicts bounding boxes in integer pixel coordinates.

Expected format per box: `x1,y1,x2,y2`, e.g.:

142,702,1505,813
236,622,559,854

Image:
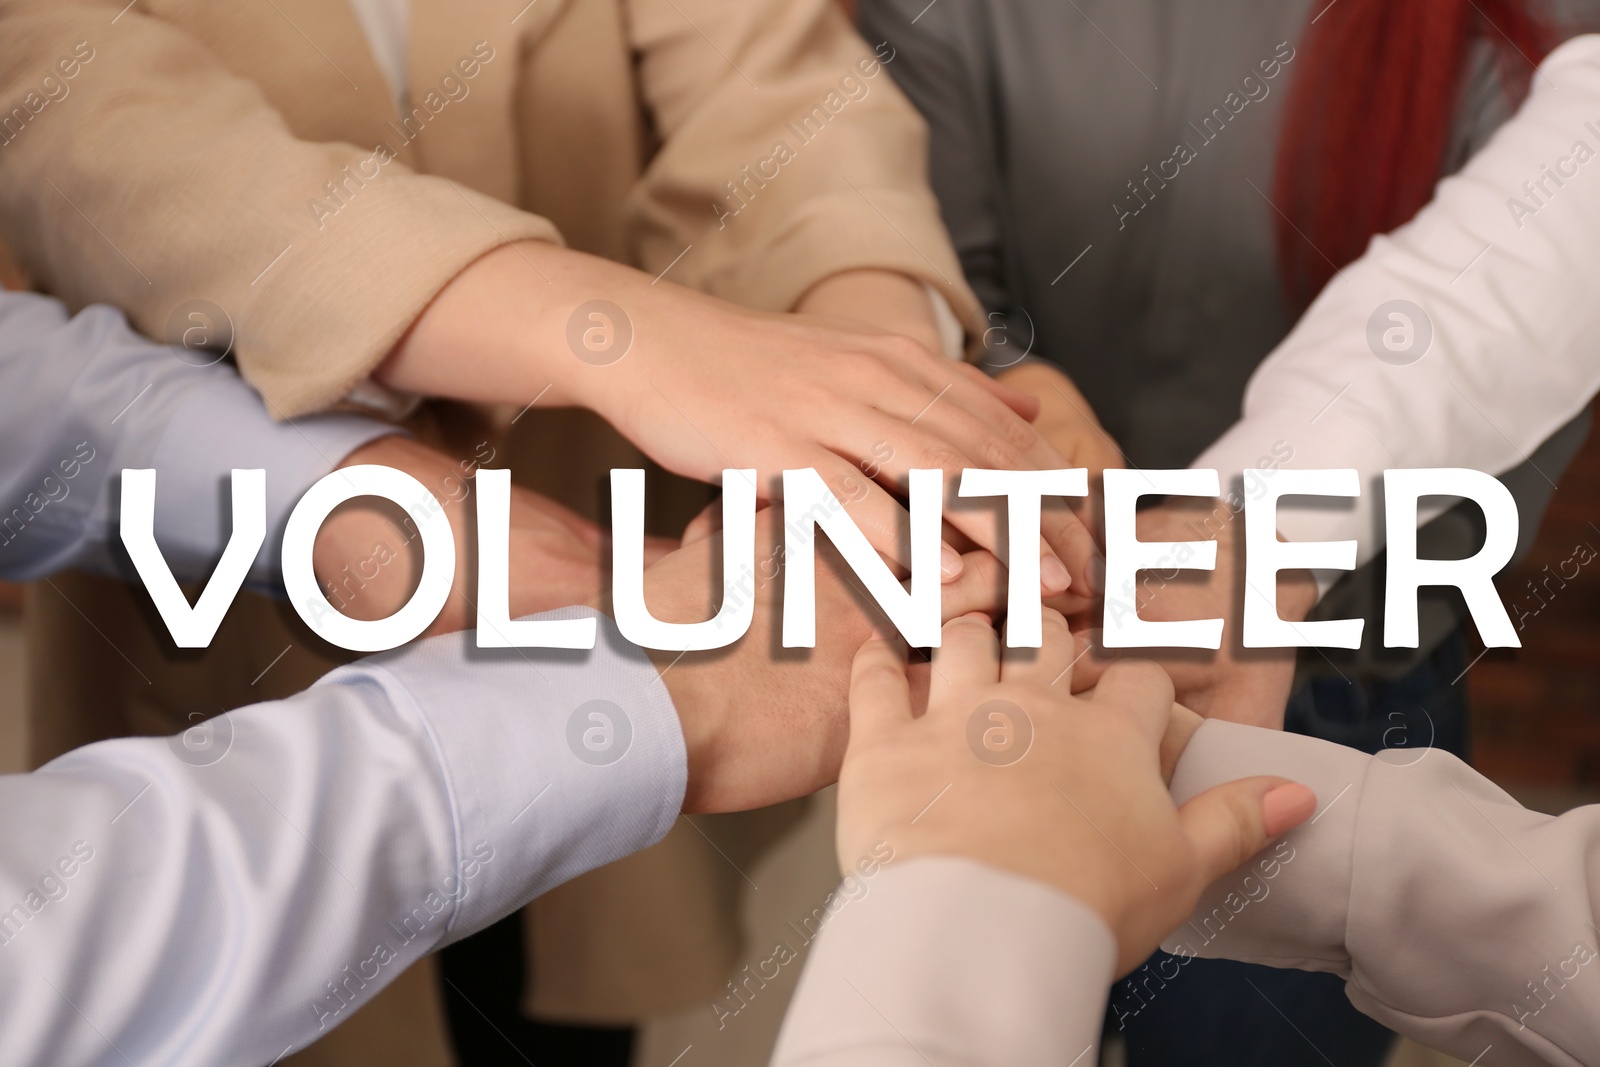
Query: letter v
120,469,264,647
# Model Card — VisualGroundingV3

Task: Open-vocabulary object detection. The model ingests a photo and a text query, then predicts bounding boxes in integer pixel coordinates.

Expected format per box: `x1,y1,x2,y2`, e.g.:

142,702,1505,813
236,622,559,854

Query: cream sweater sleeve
1169,719,1600,1067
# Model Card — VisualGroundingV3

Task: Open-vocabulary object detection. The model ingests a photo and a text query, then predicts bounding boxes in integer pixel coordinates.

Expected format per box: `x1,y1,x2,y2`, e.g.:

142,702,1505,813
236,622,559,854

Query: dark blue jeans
1113,633,1471,1067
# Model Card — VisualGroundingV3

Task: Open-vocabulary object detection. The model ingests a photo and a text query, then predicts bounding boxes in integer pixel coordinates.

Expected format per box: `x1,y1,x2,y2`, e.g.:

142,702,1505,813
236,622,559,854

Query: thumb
1177,777,1316,886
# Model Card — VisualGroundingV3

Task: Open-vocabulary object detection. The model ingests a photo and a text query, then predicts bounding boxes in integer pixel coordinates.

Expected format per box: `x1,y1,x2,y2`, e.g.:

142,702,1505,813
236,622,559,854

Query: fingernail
1262,783,1317,838
940,545,964,581
1084,553,1106,596
1040,553,1070,594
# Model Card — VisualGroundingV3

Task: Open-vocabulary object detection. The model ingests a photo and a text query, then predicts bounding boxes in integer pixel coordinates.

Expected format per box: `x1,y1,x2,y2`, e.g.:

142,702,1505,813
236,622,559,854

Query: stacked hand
835,608,1315,974
379,242,1103,602
621,506,1013,814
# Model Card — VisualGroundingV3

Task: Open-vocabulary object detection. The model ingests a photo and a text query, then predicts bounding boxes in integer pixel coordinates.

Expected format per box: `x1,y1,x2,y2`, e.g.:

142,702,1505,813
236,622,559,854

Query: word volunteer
118,465,1525,654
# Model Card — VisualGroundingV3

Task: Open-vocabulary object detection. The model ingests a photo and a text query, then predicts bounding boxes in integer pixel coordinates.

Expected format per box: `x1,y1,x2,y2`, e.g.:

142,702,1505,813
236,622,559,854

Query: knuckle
878,333,935,365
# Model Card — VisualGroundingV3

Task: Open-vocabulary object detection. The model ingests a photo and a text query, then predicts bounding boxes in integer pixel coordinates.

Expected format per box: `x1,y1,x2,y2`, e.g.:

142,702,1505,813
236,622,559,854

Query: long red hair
1274,0,1555,303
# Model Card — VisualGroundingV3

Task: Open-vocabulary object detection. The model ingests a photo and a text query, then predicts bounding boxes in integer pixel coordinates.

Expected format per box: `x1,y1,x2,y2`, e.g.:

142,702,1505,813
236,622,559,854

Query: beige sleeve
0,1,558,418
624,0,979,329
1168,719,1600,1067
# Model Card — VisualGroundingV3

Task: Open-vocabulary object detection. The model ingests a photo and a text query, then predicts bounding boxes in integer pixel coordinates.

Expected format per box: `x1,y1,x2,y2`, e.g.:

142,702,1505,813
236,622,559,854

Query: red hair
1274,0,1554,303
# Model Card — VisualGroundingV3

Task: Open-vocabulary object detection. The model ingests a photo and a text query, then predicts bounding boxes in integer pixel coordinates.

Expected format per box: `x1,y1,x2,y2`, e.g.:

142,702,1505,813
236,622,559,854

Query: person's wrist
794,268,943,355
651,652,723,813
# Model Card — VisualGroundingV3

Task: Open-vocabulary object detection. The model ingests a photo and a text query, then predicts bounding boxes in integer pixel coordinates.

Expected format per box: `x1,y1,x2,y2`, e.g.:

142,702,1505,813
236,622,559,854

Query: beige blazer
0,0,976,416
1,0,977,1055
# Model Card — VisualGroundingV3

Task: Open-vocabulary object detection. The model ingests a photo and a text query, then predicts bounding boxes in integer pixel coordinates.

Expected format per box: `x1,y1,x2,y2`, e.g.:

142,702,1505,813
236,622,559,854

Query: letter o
282,465,456,651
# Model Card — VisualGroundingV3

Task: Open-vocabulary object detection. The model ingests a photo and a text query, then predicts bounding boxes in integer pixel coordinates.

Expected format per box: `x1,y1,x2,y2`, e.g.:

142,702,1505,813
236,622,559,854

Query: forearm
1196,35,1600,569
794,269,945,356
0,608,684,1065
377,241,669,417
0,293,393,584
1168,720,1600,1067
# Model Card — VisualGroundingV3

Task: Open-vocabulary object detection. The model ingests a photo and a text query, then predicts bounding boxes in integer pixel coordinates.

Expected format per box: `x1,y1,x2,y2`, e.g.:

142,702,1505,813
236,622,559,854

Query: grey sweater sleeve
856,0,1026,368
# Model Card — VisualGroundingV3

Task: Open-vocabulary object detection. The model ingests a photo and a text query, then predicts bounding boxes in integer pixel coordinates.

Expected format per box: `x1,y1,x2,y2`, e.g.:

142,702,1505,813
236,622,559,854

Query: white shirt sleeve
0,606,685,1067
770,855,1116,1067
1196,34,1600,567
0,291,395,585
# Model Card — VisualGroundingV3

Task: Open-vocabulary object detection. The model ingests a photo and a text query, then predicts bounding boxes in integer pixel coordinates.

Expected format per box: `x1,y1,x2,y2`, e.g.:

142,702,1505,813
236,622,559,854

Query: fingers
1178,778,1316,887
999,608,1077,686
1064,629,1114,693
814,452,964,582
929,612,1000,698
1087,660,1174,741
836,411,1074,596
939,549,1008,620
849,637,913,743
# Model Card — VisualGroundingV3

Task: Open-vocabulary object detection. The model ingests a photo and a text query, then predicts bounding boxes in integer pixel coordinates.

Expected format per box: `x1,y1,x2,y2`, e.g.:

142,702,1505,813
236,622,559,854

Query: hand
1069,497,1317,728
615,506,1013,814
835,609,1315,974
379,242,1102,598
995,361,1124,482
312,436,673,638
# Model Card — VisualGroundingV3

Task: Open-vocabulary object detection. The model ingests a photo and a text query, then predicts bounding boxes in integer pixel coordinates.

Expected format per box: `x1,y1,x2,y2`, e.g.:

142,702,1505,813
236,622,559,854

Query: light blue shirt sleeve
0,606,685,1066
0,290,395,585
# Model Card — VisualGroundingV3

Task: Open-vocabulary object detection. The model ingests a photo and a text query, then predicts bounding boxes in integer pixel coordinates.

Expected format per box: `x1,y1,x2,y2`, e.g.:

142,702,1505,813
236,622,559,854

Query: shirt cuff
774,855,1115,1066
921,282,966,361
144,376,398,585
361,607,687,943
1164,720,1372,973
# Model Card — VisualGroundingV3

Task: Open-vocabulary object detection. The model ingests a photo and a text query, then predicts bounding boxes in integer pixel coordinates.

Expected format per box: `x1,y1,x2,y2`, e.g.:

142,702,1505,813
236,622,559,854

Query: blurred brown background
1469,401,1600,806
